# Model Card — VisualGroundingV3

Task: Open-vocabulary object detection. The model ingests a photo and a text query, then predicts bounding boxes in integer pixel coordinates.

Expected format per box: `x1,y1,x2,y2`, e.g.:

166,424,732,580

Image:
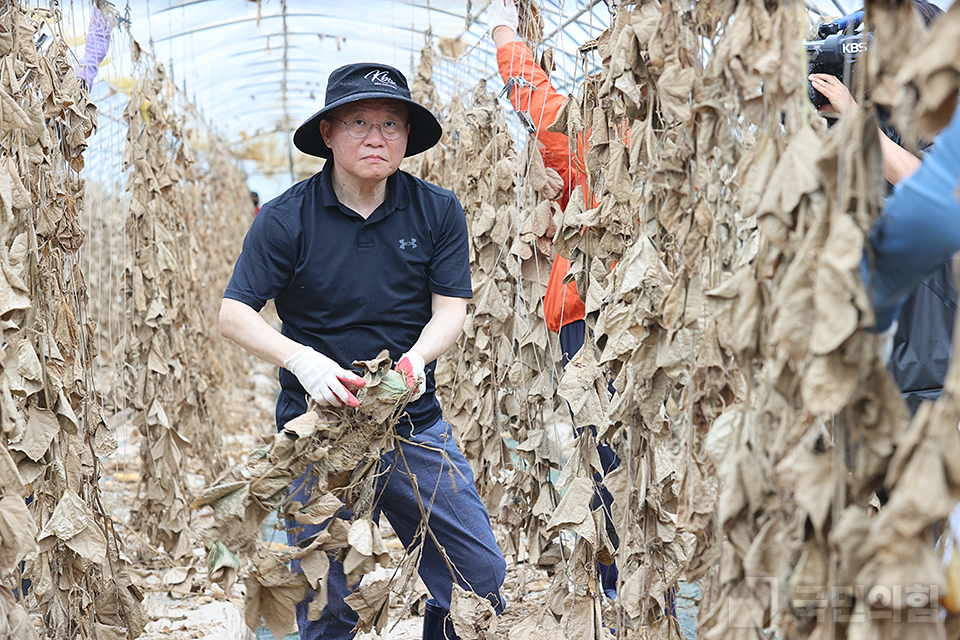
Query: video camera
804,10,873,108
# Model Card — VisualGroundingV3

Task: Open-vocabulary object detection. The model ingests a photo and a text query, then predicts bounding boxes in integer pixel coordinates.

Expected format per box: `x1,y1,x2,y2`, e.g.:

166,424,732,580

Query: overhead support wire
281,0,295,184
151,13,431,43
151,0,468,24
539,1,606,51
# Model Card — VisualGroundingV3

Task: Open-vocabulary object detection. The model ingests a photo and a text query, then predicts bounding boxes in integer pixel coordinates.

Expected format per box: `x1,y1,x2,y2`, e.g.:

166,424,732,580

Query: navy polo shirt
224,163,472,433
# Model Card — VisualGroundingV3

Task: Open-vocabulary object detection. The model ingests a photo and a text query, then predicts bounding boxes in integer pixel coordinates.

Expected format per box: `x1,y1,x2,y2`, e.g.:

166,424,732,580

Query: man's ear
319,118,332,147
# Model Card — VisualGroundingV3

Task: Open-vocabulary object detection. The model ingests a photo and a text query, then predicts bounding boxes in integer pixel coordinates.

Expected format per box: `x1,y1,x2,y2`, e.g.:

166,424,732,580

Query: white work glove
394,351,426,401
284,346,366,408
487,0,519,36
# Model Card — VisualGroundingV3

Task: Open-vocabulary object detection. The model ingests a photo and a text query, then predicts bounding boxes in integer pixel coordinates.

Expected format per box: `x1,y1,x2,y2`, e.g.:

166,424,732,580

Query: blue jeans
286,418,506,640
560,320,621,598
559,321,621,535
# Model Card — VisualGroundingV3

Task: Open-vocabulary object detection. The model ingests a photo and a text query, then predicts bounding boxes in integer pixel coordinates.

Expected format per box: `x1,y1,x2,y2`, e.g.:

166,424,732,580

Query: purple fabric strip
79,6,113,88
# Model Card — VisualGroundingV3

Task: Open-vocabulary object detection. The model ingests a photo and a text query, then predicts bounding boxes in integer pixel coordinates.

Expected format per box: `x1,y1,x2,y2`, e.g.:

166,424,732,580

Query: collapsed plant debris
191,352,440,639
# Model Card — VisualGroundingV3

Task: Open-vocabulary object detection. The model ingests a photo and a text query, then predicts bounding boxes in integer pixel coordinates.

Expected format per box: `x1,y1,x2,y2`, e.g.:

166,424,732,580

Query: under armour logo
399,238,418,250
364,69,398,88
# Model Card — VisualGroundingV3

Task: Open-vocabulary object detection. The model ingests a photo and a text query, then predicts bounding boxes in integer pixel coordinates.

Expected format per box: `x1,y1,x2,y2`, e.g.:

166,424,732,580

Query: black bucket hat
294,62,442,159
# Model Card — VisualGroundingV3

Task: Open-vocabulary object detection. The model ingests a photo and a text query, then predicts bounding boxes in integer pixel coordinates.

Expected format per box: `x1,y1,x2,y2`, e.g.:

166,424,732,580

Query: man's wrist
282,344,310,369
283,345,311,370
406,350,425,369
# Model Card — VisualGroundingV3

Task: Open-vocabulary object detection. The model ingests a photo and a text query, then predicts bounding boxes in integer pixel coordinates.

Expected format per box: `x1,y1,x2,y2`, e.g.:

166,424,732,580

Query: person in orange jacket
491,4,588,338
489,0,625,602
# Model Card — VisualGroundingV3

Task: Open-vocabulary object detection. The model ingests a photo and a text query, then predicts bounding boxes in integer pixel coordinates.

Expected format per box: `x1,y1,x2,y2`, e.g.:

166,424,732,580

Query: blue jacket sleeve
863,103,960,331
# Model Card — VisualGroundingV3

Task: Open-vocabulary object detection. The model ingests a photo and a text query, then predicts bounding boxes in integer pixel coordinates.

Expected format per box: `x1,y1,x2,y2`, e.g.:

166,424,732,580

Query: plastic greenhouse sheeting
59,0,949,200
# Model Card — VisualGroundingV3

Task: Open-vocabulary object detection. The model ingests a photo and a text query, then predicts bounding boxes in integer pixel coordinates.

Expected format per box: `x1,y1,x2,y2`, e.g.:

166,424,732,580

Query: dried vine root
191,350,422,637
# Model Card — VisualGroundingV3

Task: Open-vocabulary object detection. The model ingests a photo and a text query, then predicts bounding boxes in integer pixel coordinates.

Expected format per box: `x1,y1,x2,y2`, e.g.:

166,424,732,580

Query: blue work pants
559,320,621,598
286,418,506,640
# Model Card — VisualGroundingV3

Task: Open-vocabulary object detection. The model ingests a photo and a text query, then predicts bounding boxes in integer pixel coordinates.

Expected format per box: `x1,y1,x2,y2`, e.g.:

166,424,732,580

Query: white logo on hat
364,69,398,88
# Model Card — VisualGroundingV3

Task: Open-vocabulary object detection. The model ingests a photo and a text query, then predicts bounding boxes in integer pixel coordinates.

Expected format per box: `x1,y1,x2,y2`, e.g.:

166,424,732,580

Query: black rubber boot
423,598,460,640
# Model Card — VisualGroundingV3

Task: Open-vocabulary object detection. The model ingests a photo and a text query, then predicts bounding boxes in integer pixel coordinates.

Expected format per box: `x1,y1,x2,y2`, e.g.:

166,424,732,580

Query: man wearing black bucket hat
220,62,505,640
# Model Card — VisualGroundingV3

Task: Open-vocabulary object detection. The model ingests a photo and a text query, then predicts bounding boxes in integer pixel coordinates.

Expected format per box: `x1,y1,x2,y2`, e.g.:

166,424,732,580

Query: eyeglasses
330,117,408,141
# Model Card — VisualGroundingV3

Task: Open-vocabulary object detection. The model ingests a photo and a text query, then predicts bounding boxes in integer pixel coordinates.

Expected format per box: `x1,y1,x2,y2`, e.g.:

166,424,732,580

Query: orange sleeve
542,256,585,333
496,41,586,332
496,41,575,198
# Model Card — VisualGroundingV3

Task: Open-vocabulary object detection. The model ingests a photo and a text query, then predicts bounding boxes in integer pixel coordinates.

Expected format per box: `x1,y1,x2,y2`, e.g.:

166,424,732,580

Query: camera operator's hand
809,74,857,115
809,72,922,184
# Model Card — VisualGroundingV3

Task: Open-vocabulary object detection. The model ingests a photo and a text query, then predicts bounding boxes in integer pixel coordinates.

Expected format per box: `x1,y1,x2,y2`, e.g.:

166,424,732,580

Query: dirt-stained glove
284,346,365,408
487,0,519,36
395,351,426,401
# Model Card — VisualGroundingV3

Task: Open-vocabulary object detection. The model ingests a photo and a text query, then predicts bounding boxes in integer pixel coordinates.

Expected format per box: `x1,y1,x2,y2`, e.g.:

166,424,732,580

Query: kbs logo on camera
841,41,868,55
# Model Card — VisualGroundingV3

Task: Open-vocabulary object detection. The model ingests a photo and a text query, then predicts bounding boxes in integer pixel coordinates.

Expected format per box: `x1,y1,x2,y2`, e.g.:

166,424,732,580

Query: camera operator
867,101,960,335
848,4,960,568
810,1,949,419
807,0,943,186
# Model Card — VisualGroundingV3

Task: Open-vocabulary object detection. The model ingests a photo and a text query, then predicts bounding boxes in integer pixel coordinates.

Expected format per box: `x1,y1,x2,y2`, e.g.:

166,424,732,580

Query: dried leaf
449,584,498,640
9,406,60,462
244,550,309,640
557,347,610,432
37,490,107,563
300,550,330,620
0,494,38,569
342,575,390,634
294,492,345,525
342,518,390,588
546,477,597,547
207,540,241,592
0,445,25,496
